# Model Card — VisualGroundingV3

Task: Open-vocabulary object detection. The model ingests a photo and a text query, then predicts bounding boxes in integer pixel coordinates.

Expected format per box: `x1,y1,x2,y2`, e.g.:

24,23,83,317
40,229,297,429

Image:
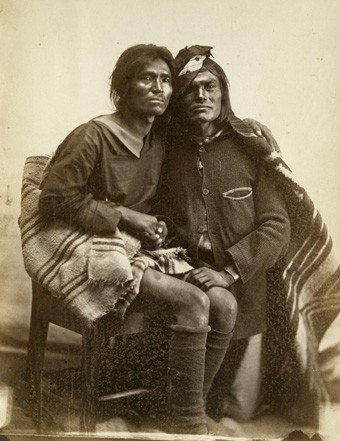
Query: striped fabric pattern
19,155,193,326
249,152,338,425
227,116,339,423
87,233,135,288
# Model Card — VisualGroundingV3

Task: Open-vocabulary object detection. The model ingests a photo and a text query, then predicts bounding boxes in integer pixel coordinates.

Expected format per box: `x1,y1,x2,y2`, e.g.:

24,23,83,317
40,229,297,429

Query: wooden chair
26,280,148,433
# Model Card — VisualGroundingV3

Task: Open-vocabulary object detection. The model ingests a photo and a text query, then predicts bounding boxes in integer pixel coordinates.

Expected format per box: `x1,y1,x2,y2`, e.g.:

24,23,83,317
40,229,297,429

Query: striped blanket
19,155,193,327
241,142,340,426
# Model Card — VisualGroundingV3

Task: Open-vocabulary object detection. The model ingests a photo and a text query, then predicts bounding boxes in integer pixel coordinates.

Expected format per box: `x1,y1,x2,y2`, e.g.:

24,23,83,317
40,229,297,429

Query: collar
93,113,150,158
190,129,223,146
188,121,235,146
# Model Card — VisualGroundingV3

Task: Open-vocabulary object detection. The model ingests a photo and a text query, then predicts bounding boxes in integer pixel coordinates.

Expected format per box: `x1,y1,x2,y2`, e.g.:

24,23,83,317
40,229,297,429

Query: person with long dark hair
38,44,278,434
161,45,291,422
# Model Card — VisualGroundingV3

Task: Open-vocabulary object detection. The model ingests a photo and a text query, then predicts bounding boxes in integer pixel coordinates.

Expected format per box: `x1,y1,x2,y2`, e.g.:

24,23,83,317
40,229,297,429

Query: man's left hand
183,267,234,292
243,118,281,155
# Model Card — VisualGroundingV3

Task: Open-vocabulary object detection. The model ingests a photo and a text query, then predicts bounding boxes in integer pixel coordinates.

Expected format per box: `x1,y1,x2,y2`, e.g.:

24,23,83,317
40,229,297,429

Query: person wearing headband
160,45,290,423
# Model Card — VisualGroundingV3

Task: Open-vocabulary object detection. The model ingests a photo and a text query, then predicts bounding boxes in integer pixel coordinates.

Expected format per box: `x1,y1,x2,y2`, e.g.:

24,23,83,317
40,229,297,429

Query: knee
207,287,238,324
177,285,210,327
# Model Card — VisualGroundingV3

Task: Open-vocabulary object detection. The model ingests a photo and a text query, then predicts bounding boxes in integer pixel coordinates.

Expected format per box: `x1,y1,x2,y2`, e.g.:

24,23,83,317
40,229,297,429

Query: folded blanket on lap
19,155,192,327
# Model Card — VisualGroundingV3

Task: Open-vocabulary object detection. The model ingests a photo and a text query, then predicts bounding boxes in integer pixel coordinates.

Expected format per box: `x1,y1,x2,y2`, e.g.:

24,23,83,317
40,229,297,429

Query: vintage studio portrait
0,1,339,440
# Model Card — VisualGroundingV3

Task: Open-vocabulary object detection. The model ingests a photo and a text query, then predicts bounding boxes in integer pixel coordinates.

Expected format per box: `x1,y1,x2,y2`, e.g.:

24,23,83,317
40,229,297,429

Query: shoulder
67,113,124,139
60,117,108,143
224,120,271,167
50,117,110,165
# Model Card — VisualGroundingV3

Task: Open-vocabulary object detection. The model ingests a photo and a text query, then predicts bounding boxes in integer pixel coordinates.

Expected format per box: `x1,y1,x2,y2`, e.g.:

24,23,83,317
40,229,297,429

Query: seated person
38,44,278,434
160,45,291,421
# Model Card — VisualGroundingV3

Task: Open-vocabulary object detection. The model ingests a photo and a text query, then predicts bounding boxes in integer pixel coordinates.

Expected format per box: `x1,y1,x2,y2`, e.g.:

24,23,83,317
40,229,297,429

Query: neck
188,120,219,137
114,109,155,138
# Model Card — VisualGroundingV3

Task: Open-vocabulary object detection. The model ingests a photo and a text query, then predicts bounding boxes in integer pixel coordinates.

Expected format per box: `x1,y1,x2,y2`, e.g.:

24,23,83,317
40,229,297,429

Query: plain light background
1,0,339,253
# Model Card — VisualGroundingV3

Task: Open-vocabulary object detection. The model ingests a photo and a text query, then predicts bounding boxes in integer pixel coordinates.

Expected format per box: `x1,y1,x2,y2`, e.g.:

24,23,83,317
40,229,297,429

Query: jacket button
202,188,209,195
198,146,205,153
198,226,205,233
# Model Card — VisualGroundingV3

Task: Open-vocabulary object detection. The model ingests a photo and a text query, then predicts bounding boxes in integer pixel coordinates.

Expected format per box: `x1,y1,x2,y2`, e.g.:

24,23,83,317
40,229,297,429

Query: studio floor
0,333,339,441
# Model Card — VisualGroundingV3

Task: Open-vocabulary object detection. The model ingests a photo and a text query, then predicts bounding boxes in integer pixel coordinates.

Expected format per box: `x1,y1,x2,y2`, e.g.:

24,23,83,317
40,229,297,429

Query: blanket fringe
143,247,191,262
87,274,132,289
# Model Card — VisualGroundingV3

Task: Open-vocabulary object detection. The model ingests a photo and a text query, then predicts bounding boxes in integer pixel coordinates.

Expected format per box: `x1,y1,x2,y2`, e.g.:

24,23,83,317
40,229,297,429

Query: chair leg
26,314,49,433
80,325,101,433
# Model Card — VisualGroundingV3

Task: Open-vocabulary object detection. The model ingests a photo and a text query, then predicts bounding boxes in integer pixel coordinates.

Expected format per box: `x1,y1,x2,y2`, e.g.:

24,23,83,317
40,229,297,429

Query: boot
166,324,210,434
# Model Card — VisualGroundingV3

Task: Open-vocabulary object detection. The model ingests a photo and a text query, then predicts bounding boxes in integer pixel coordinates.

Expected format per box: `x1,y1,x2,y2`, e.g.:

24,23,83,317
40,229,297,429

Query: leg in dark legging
203,287,237,403
140,268,210,434
167,323,210,433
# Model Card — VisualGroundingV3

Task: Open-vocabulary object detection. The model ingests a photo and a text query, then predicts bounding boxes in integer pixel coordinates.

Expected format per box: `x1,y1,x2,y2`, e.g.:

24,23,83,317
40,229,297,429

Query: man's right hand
117,207,167,249
183,267,235,291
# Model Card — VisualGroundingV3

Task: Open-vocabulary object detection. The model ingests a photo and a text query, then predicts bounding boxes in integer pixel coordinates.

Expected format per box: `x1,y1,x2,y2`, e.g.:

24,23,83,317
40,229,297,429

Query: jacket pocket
222,187,253,200
220,187,255,239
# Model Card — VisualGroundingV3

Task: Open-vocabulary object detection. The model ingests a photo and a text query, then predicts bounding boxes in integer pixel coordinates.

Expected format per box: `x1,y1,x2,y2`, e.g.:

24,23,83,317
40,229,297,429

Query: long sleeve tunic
39,115,165,235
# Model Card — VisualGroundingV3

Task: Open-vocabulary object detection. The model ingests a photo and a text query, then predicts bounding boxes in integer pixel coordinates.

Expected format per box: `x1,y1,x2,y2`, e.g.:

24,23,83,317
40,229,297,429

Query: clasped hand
117,206,167,250
183,267,234,292
139,219,168,249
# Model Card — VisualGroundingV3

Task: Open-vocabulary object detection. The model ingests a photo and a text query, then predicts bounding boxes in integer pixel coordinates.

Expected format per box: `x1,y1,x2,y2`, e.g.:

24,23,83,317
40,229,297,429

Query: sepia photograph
0,1,339,440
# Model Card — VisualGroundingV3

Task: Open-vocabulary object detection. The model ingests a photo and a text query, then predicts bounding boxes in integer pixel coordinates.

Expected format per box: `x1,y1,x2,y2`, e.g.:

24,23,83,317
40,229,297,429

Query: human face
127,58,173,118
180,70,222,134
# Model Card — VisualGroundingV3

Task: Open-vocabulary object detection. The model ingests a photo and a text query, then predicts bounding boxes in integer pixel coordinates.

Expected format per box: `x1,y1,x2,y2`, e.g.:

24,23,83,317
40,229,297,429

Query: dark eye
207,83,216,90
162,76,171,84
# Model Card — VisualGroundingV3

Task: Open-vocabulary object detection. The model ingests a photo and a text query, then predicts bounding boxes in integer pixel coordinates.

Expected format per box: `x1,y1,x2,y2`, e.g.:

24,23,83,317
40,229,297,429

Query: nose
152,78,163,93
197,86,206,101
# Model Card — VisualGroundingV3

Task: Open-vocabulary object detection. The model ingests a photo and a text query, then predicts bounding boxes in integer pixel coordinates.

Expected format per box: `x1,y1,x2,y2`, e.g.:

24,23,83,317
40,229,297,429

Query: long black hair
109,44,175,111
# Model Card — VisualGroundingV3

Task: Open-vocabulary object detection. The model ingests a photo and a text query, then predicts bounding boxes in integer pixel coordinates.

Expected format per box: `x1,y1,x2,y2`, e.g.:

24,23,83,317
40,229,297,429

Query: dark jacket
163,125,291,339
